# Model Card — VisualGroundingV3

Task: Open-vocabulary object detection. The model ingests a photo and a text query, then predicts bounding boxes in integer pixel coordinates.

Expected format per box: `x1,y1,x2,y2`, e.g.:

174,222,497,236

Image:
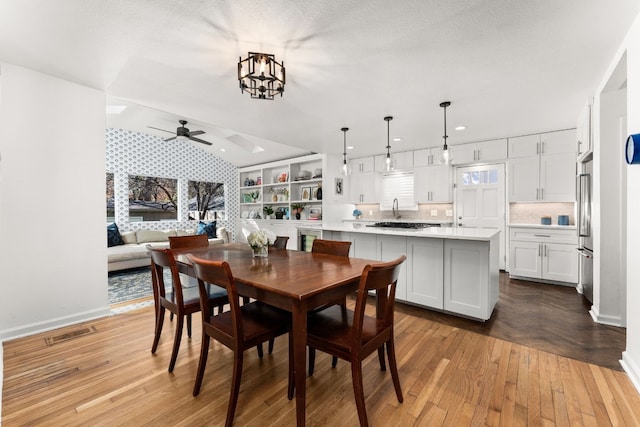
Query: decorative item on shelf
558,215,569,226
301,187,312,201
313,168,322,178
249,190,260,203
277,172,288,183
353,208,362,220
437,101,454,165
291,203,306,220
384,116,394,172
541,216,552,225
256,176,262,185
238,52,285,100
247,229,276,258
316,184,322,200
263,205,274,219
340,127,352,176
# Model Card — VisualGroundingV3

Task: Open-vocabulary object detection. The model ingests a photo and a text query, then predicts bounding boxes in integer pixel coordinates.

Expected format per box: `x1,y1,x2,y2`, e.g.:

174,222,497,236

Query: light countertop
320,223,500,242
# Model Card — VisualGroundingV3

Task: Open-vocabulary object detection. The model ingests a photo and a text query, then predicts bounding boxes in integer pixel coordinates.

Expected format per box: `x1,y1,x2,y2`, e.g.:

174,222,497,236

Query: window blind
379,171,417,210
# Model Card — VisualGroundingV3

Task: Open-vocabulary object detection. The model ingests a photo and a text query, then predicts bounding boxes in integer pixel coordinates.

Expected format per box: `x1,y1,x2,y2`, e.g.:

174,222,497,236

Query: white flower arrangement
247,229,276,249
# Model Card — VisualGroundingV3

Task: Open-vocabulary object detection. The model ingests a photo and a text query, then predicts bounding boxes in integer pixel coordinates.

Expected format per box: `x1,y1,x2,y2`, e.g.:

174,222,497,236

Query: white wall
605,12,640,393
0,64,110,341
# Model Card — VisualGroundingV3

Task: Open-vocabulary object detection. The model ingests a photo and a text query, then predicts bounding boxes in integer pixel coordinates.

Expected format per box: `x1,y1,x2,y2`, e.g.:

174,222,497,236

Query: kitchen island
320,223,500,321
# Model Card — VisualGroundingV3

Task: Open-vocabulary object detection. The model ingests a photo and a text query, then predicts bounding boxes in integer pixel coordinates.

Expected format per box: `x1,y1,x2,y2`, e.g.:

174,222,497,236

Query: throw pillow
196,221,217,238
107,223,125,247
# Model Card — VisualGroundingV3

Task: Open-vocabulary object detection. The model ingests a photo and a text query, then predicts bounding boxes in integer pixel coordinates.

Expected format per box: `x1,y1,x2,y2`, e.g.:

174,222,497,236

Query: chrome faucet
392,198,401,219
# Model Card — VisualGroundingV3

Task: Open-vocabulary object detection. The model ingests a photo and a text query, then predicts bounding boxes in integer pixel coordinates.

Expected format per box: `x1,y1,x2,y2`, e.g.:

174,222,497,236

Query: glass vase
252,245,268,258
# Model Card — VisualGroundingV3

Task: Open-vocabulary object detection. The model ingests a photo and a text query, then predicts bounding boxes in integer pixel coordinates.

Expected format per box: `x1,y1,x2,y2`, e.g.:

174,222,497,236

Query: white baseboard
0,307,111,342
589,306,625,327
621,351,640,395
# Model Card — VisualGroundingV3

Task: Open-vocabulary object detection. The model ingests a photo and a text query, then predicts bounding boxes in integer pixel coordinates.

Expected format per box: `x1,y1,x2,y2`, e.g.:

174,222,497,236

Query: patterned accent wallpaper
106,128,238,236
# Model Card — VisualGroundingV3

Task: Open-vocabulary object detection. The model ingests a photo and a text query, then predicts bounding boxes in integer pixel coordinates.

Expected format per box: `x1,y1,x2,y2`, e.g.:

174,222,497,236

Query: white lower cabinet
322,230,498,320
406,237,444,309
509,227,578,284
443,239,498,320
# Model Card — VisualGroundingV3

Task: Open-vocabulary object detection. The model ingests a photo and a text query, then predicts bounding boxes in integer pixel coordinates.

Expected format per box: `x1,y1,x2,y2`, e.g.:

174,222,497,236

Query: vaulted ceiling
1,0,638,166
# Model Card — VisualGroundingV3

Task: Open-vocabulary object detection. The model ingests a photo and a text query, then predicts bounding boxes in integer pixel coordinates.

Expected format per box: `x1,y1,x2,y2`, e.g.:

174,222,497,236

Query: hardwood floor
2,274,637,426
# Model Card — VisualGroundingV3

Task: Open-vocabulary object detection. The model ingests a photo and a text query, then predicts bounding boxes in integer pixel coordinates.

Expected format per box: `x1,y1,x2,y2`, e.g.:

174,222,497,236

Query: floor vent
45,326,97,346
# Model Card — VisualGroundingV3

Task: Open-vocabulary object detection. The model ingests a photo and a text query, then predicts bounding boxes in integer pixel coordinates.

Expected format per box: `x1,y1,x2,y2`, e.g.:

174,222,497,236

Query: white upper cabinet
450,139,507,165
414,165,452,203
577,101,593,162
509,129,576,158
413,148,439,167
375,151,413,171
351,156,375,173
508,130,576,202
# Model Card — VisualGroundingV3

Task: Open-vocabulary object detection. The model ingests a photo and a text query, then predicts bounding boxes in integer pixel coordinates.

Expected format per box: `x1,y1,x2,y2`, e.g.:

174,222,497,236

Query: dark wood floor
394,272,626,371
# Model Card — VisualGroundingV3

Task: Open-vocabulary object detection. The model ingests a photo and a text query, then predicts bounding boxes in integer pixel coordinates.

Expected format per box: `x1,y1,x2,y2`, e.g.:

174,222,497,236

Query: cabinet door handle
533,234,551,238
540,188,544,200
541,141,545,154
536,142,540,155
544,245,548,257
538,244,541,256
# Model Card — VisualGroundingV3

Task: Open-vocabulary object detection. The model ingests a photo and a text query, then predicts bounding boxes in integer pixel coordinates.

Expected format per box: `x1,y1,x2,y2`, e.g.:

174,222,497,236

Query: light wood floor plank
3,295,640,426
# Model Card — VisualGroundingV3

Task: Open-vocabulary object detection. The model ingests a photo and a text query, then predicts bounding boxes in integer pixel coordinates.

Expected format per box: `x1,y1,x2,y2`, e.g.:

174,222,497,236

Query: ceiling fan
148,120,212,145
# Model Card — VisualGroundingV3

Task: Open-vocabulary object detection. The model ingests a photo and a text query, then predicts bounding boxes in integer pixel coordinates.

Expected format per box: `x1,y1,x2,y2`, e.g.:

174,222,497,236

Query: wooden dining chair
147,246,229,373
168,234,209,249
188,255,292,426
272,235,289,249
306,255,406,427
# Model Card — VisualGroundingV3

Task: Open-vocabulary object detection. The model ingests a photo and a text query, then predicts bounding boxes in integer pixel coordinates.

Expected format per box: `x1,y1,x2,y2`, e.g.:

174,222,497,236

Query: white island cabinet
322,225,500,321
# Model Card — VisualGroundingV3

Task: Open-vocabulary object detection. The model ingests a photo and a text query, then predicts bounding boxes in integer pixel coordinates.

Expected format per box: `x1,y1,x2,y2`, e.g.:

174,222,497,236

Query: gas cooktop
365,222,441,229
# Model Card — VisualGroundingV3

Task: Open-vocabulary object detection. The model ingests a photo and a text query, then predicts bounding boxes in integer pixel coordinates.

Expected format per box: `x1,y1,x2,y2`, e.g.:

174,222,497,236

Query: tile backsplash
354,203,454,221
509,202,575,225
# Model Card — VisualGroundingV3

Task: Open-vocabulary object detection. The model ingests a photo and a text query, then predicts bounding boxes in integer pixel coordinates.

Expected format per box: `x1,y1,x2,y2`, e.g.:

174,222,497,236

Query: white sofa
108,227,231,272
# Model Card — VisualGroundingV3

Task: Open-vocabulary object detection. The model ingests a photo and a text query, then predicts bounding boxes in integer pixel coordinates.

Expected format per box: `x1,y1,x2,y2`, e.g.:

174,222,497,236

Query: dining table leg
292,303,307,426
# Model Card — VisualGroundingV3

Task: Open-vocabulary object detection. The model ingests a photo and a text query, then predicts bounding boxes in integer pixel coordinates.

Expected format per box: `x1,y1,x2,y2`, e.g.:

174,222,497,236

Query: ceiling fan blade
189,130,205,136
164,136,177,142
189,136,212,146
147,126,175,134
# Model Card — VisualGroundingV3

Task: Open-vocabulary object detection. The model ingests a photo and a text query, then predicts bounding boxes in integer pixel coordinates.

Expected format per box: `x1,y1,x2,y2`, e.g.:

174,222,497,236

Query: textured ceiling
0,0,638,166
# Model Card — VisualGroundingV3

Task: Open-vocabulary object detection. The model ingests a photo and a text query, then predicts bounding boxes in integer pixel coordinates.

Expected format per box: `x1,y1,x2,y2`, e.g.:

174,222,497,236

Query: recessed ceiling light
106,105,127,114
393,137,403,142
220,148,226,152
455,125,466,131
347,146,354,150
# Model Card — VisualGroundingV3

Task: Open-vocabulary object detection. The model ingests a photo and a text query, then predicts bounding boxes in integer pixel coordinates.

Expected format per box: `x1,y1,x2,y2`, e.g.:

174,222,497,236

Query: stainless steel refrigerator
578,160,593,302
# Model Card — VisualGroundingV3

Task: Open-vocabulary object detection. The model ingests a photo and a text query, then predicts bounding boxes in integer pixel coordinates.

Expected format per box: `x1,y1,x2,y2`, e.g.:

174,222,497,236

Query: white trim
621,351,640,395
0,308,111,342
589,306,625,328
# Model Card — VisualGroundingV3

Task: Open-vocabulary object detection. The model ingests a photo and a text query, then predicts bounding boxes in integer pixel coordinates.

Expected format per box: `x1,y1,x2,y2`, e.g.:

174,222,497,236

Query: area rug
108,267,155,304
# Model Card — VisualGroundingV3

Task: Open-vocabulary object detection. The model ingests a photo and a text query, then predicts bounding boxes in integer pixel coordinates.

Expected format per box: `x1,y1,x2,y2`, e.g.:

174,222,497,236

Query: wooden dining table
173,243,374,426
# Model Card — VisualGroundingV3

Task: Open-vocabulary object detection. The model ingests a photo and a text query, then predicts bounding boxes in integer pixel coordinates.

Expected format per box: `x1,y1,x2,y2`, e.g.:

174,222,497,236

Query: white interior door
455,164,506,269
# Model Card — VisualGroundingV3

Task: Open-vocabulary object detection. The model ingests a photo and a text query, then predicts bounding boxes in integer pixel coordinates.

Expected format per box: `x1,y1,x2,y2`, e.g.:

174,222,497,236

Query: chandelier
237,52,285,100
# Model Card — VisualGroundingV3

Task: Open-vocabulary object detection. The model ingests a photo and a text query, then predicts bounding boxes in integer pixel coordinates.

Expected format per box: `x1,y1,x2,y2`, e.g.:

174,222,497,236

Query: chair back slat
169,234,209,249
272,236,289,249
148,246,185,304
352,255,406,347
188,255,243,345
311,239,351,257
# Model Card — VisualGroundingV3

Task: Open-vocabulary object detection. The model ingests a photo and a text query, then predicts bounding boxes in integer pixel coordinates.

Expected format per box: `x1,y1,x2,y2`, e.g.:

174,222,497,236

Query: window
462,169,498,186
128,175,178,221
380,171,417,211
106,172,114,223
188,180,226,221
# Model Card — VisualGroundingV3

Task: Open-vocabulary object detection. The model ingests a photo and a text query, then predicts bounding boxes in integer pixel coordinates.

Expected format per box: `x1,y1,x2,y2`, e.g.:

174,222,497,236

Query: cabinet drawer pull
533,234,551,238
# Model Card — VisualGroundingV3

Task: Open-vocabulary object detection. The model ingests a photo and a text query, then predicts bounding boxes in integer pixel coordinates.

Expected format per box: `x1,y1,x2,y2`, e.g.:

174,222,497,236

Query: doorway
455,164,506,269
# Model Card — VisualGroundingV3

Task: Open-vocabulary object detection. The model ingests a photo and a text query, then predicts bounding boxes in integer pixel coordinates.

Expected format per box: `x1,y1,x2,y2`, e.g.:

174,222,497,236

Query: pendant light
438,101,454,165
340,127,351,176
384,116,393,172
